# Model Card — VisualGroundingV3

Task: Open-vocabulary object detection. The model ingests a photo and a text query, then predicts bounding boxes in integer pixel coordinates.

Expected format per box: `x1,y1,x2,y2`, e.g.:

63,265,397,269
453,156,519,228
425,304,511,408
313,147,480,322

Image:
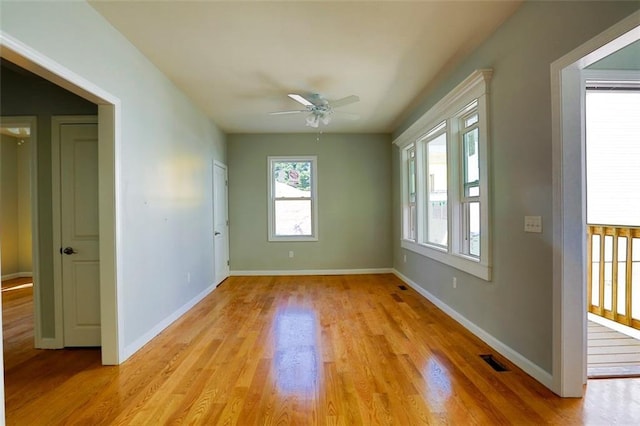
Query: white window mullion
449,118,462,256
415,140,426,244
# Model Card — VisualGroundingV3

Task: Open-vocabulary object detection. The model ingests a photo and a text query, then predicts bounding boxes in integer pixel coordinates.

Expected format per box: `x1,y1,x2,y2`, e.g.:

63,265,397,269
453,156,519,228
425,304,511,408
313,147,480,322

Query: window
268,156,318,241
461,101,481,257
422,121,448,248
396,70,492,280
406,146,417,241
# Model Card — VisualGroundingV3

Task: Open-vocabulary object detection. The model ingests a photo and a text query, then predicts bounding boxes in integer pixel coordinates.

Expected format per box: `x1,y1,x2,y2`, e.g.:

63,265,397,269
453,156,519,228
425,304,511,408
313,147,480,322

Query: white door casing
551,13,640,397
213,161,229,286
55,119,101,347
2,32,121,366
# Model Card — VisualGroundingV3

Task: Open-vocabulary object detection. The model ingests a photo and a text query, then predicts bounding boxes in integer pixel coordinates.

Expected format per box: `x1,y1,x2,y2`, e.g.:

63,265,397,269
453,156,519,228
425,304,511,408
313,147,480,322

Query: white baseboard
1,271,33,281
122,283,217,361
392,269,554,390
36,337,62,349
230,268,393,276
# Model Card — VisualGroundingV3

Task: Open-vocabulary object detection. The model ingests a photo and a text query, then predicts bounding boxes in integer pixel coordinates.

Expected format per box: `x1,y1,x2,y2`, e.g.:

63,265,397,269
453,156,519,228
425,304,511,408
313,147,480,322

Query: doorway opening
584,72,640,379
1,117,37,375
1,120,35,288
0,38,120,366
551,11,640,396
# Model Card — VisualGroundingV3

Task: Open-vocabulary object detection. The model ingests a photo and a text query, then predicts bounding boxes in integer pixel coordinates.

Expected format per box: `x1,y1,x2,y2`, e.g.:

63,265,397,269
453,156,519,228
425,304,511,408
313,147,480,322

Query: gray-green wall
1,135,19,276
228,133,392,272
0,134,31,277
393,1,639,374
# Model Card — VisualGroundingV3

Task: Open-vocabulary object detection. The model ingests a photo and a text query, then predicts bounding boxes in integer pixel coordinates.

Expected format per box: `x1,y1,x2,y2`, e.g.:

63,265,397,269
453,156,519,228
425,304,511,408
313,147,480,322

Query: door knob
214,231,221,236
62,247,77,255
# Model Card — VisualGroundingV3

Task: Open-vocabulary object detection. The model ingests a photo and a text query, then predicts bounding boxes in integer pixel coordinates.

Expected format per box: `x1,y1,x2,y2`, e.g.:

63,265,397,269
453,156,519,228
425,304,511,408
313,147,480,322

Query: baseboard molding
122,283,217,361
230,268,393,276
1,271,33,281
36,337,62,349
392,269,554,390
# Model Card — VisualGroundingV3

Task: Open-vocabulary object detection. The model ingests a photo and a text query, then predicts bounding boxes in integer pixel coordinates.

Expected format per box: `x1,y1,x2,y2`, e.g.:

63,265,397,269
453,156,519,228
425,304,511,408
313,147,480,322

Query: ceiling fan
270,93,360,128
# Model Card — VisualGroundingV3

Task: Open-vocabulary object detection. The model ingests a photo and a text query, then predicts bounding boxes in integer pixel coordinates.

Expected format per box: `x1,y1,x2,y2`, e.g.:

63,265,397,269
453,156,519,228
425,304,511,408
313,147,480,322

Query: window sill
269,235,318,242
401,239,491,281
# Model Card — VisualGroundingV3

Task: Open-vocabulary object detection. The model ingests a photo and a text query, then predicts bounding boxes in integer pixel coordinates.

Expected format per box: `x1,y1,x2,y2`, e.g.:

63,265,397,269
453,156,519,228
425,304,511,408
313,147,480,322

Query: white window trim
394,69,492,281
267,155,318,242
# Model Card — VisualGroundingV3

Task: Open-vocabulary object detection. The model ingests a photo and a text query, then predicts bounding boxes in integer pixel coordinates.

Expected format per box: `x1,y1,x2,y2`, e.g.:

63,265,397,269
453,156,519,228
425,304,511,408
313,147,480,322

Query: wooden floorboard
588,320,640,379
4,274,640,425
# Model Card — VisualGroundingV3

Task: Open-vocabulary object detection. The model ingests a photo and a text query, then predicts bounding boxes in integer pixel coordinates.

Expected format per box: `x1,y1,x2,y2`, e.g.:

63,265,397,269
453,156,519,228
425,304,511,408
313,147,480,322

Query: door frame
0,32,122,364
52,115,99,347
0,116,41,345
213,160,230,285
551,11,640,397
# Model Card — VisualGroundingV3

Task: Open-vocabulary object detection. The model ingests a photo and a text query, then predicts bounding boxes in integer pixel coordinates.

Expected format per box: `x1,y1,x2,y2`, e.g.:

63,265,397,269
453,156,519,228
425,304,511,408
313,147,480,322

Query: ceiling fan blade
331,95,360,108
269,110,306,115
288,93,314,107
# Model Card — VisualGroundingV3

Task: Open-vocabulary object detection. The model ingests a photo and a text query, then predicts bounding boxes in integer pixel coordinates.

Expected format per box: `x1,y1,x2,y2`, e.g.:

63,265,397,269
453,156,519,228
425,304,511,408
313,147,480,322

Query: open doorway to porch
551,11,640,397
584,65,640,378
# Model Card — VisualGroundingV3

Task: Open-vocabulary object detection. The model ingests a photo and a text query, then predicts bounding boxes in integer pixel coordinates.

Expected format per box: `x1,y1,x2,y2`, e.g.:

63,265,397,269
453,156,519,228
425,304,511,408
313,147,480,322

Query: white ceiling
90,1,522,134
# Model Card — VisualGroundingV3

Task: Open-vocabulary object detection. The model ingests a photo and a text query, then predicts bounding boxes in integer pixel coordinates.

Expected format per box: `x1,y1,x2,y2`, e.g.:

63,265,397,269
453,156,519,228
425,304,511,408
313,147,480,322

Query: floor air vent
398,285,408,291
480,354,508,372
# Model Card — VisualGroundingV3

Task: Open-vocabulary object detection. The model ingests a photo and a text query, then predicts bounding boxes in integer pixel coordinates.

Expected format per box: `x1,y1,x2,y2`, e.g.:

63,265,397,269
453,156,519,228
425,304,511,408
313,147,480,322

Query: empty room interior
1,1,640,424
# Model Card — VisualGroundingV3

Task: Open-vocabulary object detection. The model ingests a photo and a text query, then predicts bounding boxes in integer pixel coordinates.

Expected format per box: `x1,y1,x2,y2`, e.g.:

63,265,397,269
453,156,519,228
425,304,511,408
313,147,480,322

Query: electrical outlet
289,251,294,258
453,277,457,289
524,216,542,233
403,254,407,263
187,272,191,283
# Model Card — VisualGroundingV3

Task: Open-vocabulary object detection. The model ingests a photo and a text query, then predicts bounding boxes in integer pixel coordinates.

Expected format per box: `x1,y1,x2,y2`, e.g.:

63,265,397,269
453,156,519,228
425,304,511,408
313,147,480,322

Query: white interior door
60,122,101,346
213,162,229,285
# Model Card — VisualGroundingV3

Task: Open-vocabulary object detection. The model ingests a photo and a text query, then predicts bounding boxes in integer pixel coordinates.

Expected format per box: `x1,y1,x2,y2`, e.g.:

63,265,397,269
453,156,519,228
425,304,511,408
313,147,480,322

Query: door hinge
227,260,230,266
226,220,229,226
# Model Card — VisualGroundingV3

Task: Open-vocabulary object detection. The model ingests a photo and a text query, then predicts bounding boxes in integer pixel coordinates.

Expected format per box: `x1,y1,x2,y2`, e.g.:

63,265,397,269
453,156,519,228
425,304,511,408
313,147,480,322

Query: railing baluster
588,225,640,331
599,228,606,316
626,232,633,326
612,228,618,319
587,226,594,312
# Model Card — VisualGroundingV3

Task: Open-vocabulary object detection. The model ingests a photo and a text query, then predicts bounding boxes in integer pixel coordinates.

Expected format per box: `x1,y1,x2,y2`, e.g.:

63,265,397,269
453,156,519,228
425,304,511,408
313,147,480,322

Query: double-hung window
396,70,492,280
268,156,318,241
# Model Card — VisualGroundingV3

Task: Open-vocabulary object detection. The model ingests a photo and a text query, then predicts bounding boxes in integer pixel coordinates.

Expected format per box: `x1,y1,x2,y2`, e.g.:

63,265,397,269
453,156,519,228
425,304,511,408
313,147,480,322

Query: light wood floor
4,274,640,425
588,320,640,378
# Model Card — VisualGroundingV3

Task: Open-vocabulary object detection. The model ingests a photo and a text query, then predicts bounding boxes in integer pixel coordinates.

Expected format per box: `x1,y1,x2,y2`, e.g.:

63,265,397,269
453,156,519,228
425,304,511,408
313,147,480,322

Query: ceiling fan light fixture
306,114,320,128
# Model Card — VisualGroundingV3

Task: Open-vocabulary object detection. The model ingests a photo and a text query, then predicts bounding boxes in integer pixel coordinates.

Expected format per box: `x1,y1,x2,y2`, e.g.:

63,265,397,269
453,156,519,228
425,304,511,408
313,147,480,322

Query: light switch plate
524,216,542,233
